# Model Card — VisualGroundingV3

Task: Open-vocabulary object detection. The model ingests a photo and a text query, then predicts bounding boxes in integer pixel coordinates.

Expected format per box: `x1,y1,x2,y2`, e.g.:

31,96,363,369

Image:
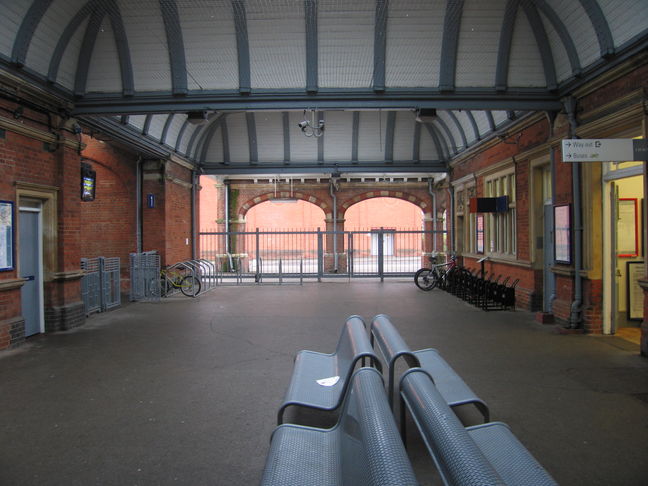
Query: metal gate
81,256,122,314
129,251,161,302
199,228,441,283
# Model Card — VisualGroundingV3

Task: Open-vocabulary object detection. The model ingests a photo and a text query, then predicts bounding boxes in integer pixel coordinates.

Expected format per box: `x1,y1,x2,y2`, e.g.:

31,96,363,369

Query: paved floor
1,280,647,486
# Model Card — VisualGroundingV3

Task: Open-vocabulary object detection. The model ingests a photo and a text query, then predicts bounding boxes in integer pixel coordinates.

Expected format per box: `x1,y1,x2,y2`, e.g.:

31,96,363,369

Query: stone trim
0,278,26,291
0,116,85,151
53,270,85,282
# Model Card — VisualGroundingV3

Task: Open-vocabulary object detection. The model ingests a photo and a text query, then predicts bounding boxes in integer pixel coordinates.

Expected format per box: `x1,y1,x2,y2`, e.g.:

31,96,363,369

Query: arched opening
244,200,327,275
344,197,425,274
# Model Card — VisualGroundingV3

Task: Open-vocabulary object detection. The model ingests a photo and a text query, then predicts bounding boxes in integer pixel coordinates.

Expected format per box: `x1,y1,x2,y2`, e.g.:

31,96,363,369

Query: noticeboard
554,204,571,264
627,261,644,321
0,200,14,271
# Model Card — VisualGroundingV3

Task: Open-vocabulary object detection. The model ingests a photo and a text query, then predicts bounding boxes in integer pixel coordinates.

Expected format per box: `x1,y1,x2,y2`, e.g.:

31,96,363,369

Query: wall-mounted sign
476,214,484,254
617,198,639,257
147,194,155,209
554,204,571,264
627,261,644,321
561,138,648,162
80,162,96,201
469,196,509,213
0,200,14,271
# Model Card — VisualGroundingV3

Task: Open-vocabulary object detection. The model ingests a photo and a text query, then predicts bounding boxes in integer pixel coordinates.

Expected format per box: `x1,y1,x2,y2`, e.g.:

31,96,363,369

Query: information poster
476,214,484,254
554,204,571,264
0,201,14,271
627,261,644,321
617,198,638,257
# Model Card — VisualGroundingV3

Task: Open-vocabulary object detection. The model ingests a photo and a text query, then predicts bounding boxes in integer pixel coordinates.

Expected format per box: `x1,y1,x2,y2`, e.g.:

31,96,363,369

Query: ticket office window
485,171,516,257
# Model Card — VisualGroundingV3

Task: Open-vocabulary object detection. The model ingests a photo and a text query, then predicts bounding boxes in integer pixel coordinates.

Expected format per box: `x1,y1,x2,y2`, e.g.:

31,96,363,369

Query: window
484,170,516,256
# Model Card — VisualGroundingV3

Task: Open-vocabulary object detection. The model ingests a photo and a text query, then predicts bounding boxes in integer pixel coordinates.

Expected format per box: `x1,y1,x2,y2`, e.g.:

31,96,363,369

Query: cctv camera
298,120,309,130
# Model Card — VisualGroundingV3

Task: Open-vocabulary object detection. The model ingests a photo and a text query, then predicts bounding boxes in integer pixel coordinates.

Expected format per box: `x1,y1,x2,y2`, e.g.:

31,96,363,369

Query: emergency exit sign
561,139,648,162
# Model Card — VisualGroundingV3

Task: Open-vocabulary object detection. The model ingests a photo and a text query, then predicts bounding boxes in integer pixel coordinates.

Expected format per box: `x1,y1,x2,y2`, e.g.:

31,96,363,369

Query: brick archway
339,191,429,219
238,192,331,219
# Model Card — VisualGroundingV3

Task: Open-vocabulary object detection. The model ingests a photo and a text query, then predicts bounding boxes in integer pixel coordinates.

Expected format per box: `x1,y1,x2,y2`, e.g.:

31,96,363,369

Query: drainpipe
428,178,437,253
224,179,230,254
448,186,455,254
566,97,583,328
191,170,197,260
136,156,142,253
330,177,339,272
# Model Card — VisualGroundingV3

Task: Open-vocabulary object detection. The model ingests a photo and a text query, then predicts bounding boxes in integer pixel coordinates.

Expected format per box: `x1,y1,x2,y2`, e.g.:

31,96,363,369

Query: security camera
298,120,309,130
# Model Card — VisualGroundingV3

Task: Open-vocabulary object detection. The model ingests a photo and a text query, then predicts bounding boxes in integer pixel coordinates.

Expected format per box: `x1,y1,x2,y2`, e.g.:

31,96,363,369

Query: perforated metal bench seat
277,315,382,424
370,314,489,422
261,368,418,486
400,369,557,486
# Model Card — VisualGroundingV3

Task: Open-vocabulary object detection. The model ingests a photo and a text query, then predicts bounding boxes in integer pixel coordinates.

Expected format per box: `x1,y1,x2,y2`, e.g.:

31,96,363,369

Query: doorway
19,200,44,337
603,167,644,338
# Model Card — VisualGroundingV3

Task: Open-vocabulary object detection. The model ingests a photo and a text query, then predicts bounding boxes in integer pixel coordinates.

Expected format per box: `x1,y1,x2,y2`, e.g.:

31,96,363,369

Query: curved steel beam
495,0,519,92
282,112,290,162
465,110,480,141
305,0,318,93
373,0,388,92
160,0,188,95
520,0,557,90
106,0,134,96
531,0,582,77
424,122,447,161
11,0,54,67
578,0,615,57
232,0,250,93
74,4,107,96
445,110,468,149
49,0,102,84
385,111,396,161
199,115,226,163
413,121,421,162
485,110,496,131
439,0,464,91
246,112,258,163
435,116,457,154
352,111,360,162
175,118,190,152
160,113,175,145
142,114,153,135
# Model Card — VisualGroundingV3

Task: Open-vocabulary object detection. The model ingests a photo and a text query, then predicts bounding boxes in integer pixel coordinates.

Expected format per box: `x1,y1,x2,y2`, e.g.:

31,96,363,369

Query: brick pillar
422,213,434,267
45,141,84,332
142,160,166,263
324,216,346,273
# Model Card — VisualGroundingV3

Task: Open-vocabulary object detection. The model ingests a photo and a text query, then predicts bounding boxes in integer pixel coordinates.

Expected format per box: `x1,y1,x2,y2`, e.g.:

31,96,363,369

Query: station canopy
1,0,646,177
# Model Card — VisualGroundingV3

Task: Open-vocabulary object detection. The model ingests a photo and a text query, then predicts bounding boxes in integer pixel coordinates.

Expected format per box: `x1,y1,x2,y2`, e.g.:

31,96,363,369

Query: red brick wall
80,137,138,291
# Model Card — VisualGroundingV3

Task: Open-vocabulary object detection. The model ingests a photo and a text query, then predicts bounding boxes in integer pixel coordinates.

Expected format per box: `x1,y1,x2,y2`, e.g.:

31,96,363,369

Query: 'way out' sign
562,139,648,162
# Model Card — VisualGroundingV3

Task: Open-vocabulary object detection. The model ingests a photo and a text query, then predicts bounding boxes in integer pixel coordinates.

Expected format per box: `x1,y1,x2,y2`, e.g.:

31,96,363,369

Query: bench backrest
338,368,418,486
370,314,419,407
400,369,505,486
337,315,382,373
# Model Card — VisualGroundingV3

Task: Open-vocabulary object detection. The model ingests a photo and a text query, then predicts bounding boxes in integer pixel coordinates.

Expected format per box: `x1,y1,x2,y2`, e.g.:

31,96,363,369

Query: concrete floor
1,280,647,486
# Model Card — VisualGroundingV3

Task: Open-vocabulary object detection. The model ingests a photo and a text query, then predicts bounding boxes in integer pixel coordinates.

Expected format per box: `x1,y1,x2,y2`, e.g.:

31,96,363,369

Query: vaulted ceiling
1,0,646,175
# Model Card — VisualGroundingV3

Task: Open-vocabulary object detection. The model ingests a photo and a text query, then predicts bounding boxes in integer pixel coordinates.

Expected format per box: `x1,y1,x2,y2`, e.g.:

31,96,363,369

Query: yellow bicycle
159,267,201,297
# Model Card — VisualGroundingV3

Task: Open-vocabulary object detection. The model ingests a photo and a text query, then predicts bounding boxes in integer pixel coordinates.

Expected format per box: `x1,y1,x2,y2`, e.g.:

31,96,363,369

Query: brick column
324,216,346,273
142,160,167,263
46,141,84,332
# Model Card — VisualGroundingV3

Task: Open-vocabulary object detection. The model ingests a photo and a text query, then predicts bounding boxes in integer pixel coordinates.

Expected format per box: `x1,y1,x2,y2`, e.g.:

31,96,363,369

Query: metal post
317,228,323,281
378,228,384,281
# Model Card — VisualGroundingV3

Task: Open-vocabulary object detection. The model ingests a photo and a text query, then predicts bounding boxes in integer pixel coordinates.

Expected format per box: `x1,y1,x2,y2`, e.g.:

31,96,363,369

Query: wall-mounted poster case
554,204,571,264
617,198,639,257
627,261,644,321
0,200,14,271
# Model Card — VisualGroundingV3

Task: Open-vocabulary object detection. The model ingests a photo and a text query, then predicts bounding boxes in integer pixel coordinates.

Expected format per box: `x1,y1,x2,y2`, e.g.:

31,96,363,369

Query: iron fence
199,228,444,283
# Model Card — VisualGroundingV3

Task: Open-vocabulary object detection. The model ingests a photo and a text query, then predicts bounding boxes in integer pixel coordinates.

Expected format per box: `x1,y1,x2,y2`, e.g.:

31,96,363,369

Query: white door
19,203,44,336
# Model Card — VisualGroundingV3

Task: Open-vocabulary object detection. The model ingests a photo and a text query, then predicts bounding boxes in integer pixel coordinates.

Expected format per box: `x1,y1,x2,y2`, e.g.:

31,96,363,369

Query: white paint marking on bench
316,376,340,386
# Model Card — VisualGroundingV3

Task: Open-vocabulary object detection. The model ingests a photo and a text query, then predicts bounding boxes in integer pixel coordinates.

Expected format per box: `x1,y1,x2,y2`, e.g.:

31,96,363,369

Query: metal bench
277,315,382,424
400,369,558,486
370,314,489,422
262,368,418,486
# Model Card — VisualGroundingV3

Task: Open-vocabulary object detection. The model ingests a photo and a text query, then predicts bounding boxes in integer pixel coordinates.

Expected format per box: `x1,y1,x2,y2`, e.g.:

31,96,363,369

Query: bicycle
158,266,201,297
414,254,458,291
